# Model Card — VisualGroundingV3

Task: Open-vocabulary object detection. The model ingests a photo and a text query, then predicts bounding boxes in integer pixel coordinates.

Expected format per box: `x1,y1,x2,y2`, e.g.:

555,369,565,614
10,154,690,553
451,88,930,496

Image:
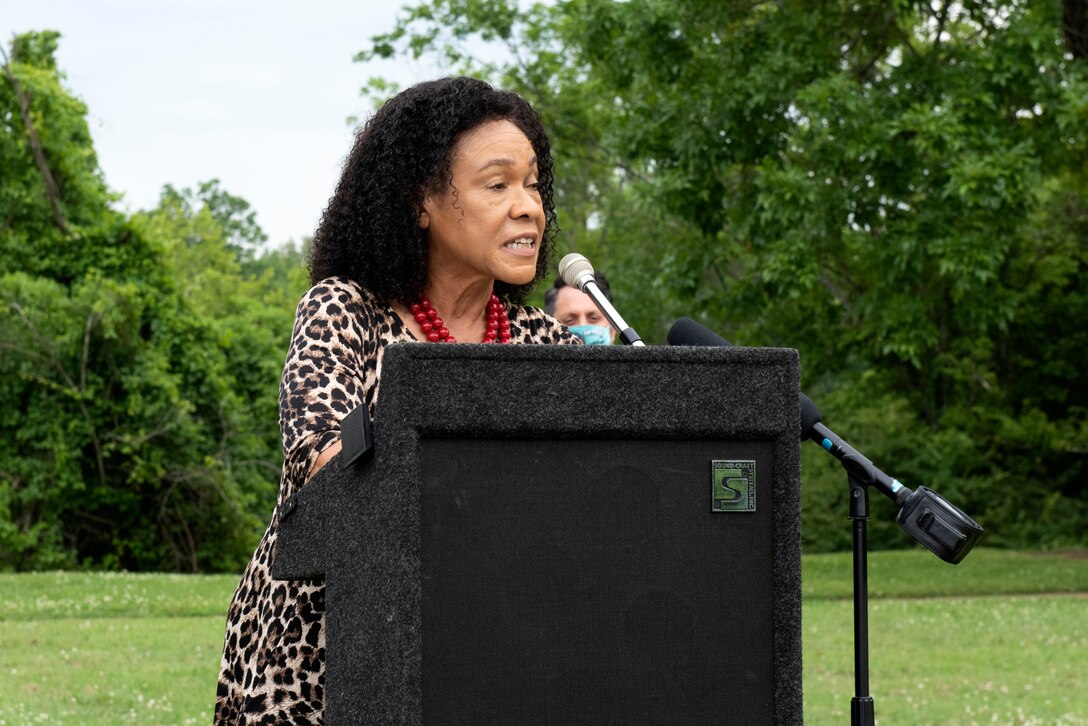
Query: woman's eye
489,182,507,191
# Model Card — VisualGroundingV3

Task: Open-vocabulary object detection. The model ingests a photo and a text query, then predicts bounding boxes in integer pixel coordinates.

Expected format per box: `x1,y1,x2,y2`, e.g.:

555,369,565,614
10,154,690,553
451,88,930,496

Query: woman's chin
496,263,538,287
500,273,536,288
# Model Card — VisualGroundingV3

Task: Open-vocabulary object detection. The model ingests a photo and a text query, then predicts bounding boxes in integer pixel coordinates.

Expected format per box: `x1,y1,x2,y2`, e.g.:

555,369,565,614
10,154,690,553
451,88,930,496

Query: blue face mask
570,324,612,345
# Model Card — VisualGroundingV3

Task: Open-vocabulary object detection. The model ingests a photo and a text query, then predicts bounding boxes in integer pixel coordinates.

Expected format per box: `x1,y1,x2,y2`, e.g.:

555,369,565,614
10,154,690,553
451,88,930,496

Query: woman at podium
214,77,580,723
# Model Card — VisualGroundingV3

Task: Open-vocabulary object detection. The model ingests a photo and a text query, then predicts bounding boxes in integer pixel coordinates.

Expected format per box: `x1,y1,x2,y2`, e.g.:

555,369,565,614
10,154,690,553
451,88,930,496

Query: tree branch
931,0,949,56
1065,0,1088,60
9,301,107,489
1,38,71,235
817,274,854,315
80,311,98,393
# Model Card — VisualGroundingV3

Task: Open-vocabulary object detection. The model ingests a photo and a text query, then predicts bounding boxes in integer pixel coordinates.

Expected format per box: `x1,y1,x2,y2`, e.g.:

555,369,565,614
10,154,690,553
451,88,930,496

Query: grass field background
1,549,1085,725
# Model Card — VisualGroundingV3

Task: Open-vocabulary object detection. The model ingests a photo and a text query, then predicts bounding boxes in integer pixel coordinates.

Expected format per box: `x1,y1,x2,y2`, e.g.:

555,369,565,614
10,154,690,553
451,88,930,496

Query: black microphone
558,253,645,346
667,317,828,448
667,316,982,563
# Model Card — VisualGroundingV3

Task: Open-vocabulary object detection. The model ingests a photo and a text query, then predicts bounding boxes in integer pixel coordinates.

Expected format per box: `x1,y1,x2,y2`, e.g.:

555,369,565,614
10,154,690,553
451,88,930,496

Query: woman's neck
423,275,494,325
388,273,498,343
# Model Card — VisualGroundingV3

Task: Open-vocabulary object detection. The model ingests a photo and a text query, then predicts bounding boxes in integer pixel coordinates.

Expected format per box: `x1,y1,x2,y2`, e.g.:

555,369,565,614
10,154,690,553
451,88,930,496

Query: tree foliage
360,0,1088,549
1,33,305,571
158,179,270,264
2,0,1085,569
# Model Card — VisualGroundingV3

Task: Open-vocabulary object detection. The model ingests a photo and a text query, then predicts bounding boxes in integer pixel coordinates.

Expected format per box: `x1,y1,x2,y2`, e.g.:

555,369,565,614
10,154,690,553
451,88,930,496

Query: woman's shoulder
298,276,381,309
508,304,581,345
289,277,397,348
509,303,550,323
292,276,395,324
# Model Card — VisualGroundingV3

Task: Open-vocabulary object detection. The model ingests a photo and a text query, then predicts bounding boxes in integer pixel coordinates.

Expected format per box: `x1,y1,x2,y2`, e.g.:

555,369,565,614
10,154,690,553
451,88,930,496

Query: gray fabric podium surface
273,343,803,724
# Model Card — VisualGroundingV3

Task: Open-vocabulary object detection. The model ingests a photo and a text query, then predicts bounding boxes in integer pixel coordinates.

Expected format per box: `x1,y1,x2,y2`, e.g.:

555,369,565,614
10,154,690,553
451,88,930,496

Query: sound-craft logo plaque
711,460,756,512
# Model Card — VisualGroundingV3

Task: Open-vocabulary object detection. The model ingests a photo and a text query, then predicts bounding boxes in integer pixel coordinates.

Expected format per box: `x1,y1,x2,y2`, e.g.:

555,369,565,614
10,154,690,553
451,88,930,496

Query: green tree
360,0,1088,549
159,179,269,264
0,32,157,285
1,32,299,571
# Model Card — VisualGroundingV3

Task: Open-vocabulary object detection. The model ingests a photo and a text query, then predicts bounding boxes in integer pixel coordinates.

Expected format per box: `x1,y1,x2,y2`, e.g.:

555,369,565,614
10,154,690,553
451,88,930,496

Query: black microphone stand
665,319,982,723
814,433,891,726
848,471,875,726
805,412,982,726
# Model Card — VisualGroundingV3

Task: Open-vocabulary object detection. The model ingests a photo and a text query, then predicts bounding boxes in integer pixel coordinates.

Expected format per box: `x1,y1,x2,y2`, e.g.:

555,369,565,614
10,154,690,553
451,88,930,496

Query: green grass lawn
1,549,1085,725
0,572,239,725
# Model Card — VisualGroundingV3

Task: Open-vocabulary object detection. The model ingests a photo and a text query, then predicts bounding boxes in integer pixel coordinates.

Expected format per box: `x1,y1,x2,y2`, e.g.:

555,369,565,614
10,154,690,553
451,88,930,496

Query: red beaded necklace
411,292,511,343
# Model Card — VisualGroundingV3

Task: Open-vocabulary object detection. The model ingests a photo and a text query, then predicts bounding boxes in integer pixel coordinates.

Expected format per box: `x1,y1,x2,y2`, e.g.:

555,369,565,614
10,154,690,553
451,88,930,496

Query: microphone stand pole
849,472,875,726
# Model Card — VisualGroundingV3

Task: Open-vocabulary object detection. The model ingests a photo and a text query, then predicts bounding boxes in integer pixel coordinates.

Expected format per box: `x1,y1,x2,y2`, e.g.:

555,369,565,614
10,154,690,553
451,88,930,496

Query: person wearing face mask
543,271,615,345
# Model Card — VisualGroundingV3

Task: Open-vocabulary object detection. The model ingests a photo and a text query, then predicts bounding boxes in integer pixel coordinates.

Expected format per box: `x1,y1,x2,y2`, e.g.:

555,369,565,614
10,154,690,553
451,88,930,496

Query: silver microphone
557,253,645,346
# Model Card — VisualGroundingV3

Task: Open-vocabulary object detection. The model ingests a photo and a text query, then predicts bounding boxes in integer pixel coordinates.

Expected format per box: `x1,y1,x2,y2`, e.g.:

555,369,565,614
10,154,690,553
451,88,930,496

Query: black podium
272,343,803,725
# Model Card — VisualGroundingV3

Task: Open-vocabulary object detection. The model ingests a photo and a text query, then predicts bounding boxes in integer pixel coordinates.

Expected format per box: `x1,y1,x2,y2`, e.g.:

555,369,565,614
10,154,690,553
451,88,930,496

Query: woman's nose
510,184,542,219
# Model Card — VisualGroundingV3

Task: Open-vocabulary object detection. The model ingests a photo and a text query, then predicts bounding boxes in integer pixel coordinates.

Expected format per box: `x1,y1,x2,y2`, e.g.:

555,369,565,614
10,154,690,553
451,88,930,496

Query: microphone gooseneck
557,253,645,346
667,317,905,501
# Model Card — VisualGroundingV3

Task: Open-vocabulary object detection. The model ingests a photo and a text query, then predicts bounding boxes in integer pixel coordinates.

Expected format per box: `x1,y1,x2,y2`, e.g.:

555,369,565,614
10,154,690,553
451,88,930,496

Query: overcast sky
2,0,447,246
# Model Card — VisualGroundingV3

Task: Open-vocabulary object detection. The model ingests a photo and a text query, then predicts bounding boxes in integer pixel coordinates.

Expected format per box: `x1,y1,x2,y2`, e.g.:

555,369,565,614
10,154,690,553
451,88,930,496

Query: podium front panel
421,437,778,724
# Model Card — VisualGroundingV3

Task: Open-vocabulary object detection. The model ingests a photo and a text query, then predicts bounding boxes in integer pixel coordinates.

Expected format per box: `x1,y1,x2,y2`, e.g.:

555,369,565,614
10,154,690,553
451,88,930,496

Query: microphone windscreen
799,393,822,439
558,253,594,289
666,317,734,347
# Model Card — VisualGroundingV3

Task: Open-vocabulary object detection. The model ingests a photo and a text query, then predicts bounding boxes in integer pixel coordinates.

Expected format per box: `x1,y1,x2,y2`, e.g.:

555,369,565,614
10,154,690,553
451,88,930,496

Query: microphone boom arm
668,317,982,563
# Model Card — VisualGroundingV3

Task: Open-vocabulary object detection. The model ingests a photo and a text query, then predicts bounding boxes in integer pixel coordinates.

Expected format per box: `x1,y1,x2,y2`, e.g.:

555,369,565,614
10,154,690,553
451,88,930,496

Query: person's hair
543,271,612,315
308,76,556,305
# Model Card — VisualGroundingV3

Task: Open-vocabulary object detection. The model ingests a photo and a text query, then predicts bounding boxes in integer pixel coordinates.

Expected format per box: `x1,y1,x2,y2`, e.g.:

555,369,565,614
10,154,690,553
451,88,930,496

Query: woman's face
420,119,545,288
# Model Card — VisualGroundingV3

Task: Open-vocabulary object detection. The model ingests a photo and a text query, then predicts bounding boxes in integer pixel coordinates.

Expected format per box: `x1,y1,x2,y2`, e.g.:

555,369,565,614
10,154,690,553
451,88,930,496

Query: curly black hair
308,76,557,305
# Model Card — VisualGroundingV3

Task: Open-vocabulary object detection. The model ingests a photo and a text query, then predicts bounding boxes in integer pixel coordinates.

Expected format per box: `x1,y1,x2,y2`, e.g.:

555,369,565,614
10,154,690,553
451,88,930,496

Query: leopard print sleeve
277,278,376,503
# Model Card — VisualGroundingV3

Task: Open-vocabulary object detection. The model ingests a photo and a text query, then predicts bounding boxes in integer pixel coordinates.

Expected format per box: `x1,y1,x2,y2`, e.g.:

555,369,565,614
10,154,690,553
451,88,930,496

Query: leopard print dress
215,276,579,724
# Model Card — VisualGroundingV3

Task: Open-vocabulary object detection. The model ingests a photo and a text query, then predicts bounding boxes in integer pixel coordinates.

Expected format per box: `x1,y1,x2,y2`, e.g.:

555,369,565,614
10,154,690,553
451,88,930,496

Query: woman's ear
417,195,432,229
